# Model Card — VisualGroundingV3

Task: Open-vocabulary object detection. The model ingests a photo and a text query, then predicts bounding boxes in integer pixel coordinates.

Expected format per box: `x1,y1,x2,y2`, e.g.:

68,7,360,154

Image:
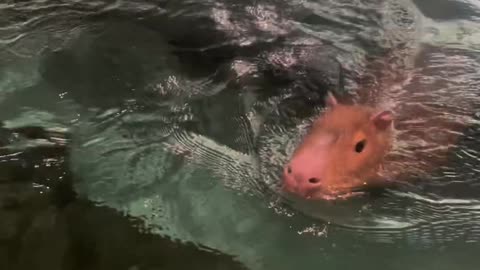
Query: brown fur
282,92,395,199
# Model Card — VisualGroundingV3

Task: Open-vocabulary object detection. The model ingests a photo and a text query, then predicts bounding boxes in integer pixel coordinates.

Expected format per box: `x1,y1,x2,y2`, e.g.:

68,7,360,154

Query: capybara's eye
355,139,366,153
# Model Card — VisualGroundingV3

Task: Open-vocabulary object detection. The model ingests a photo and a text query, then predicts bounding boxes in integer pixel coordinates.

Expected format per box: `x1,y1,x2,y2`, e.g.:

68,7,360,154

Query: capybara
282,92,395,200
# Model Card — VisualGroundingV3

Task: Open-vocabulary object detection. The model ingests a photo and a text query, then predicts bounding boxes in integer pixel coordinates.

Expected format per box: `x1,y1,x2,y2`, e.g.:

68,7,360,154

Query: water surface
0,0,480,269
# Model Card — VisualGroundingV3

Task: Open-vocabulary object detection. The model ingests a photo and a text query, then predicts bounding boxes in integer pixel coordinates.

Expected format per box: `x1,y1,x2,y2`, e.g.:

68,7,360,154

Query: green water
0,0,479,269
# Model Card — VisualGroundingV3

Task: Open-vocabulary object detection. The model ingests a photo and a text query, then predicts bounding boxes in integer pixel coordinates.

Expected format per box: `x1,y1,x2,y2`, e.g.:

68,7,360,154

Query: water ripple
3,0,479,268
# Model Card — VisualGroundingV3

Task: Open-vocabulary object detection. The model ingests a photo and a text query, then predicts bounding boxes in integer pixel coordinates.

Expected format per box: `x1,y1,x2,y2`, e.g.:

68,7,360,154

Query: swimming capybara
282,92,395,200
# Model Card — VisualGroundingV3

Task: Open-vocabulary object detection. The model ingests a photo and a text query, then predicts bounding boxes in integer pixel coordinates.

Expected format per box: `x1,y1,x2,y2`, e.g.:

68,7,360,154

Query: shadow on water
0,125,247,270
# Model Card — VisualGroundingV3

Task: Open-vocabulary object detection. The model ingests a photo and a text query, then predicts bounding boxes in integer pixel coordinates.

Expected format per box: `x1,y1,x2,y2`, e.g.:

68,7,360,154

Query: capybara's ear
325,91,338,108
371,110,394,130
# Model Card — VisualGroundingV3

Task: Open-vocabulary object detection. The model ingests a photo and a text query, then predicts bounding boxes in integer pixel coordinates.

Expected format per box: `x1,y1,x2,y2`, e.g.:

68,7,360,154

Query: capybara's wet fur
283,93,395,200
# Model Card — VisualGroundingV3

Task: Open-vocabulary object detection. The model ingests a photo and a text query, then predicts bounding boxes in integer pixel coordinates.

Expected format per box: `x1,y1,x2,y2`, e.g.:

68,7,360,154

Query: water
1,0,480,269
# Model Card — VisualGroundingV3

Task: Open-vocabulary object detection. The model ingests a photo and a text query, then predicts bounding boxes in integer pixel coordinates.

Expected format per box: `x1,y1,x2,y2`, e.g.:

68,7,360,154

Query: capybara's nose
284,164,322,191
307,177,321,184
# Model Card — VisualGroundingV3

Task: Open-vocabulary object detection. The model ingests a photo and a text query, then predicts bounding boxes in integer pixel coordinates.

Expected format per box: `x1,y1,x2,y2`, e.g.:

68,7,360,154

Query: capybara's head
282,92,394,200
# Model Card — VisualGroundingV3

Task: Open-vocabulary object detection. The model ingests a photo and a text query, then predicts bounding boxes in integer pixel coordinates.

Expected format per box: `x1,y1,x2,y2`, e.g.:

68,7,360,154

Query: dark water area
0,126,247,269
0,0,480,270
